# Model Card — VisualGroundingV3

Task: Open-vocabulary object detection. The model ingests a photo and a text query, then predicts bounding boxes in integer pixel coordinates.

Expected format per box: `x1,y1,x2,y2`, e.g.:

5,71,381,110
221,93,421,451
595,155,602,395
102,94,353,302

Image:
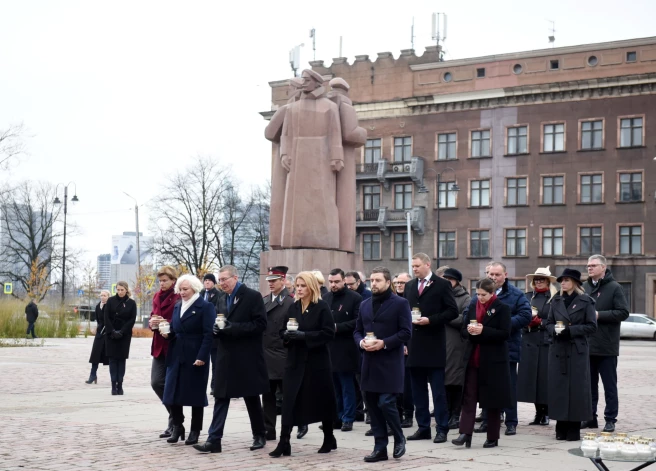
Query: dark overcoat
88,302,108,365
212,284,269,399
546,293,597,421
163,297,215,407
324,287,362,373
517,290,552,404
263,288,295,381
445,285,471,386
462,298,513,409
104,295,137,359
25,302,39,323
354,292,412,394
281,299,336,426
405,274,459,368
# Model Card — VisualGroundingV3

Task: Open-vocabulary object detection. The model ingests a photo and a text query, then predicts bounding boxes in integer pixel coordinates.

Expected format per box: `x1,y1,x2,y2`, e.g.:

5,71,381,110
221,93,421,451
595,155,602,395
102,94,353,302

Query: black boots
451,433,472,448
185,430,200,445
250,435,266,450
167,426,186,443
270,428,291,458
117,383,124,395
318,435,337,453
111,382,118,395
85,375,97,384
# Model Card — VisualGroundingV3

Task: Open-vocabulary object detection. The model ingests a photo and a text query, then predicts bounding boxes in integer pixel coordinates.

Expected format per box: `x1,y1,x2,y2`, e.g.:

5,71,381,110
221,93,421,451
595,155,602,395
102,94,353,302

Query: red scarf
470,293,497,368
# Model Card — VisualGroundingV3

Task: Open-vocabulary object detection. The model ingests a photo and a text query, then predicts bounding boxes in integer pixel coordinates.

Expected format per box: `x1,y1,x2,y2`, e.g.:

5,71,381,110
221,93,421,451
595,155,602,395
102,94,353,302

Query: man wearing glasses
393,273,411,298
346,271,372,301
393,272,414,427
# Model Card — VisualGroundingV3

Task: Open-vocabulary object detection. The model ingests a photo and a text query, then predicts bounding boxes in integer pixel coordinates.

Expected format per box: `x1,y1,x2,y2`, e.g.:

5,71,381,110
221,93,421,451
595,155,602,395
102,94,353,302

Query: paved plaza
0,337,654,471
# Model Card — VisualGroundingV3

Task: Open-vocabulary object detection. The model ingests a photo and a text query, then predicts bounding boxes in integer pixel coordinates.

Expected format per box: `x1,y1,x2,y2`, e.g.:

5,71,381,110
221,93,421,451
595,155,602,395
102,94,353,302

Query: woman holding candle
269,271,336,458
545,268,597,441
86,290,110,384
452,278,511,449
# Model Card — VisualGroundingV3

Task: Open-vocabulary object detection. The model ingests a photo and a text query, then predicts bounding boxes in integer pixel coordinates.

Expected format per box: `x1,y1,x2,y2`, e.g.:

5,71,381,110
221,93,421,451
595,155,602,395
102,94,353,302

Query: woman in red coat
148,266,180,439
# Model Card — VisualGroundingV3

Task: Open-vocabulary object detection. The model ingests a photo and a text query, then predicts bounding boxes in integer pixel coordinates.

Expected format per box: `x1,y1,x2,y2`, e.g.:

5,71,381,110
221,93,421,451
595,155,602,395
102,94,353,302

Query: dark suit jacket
263,288,294,380
404,274,459,368
323,287,362,373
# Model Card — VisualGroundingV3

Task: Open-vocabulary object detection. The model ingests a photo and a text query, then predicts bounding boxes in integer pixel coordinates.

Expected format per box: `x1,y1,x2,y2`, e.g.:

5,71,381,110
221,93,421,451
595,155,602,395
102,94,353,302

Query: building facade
96,253,111,290
264,37,656,315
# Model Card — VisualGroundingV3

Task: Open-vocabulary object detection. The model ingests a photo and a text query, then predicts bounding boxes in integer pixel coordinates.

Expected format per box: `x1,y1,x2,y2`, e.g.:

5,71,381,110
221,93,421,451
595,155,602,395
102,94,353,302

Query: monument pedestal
259,249,360,292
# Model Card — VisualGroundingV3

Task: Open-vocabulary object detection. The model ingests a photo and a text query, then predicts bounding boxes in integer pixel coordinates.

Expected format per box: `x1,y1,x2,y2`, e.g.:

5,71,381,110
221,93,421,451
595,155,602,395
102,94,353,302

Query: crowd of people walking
82,252,629,460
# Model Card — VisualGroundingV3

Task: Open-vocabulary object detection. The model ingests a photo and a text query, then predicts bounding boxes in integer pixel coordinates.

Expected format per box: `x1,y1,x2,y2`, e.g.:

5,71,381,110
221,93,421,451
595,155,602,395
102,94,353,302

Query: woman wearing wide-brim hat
517,267,557,427
545,268,597,441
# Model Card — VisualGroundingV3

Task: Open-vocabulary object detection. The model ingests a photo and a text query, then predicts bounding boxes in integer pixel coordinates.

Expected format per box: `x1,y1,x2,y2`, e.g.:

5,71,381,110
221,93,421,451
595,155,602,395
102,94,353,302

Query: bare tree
0,122,29,171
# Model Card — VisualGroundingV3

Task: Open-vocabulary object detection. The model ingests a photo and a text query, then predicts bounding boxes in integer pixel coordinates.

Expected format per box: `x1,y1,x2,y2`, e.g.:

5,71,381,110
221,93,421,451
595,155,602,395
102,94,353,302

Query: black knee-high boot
269,425,292,457
318,419,337,453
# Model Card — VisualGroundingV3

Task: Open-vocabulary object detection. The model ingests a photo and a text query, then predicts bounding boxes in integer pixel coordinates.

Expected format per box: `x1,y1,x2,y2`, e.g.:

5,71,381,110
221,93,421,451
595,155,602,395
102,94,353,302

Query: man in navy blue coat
354,267,412,462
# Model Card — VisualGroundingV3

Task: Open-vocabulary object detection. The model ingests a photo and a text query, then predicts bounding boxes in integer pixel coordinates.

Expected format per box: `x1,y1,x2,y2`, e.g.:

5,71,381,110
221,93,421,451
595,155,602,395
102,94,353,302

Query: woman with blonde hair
85,289,111,384
517,267,558,426
269,272,337,457
104,281,137,395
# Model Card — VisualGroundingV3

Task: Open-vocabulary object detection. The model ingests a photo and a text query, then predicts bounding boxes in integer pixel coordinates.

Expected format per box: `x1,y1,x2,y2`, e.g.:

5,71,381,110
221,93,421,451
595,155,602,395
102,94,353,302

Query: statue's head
329,77,350,96
301,69,324,92
288,77,304,101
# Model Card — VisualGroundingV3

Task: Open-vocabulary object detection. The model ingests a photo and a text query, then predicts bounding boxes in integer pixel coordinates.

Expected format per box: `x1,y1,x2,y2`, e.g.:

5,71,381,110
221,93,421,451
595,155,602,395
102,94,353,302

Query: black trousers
460,367,501,440
366,392,404,451
263,379,282,436
170,405,204,431
355,373,365,417
151,356,173,429
590,355,619,422
108,358,126,383
208,396,265,443
535,403,549,416
445,384,463,419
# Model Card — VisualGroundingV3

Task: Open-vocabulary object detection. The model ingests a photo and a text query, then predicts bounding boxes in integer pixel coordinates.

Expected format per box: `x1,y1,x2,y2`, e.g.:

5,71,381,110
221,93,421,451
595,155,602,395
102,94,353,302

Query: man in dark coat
355,266,412,462
346,271,372,301
201,273,224,394
404,253,459,444
467,262,531,436
261,266,295,441
393,272,415,428
324,268,362,432
582,255,629,433
25,299,39,338
194,265,269,454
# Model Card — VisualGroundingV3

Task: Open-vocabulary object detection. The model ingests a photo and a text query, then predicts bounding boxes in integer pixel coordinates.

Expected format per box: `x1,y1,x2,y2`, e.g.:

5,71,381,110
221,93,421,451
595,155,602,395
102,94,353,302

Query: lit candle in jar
287,318,299,332
216,314,226,330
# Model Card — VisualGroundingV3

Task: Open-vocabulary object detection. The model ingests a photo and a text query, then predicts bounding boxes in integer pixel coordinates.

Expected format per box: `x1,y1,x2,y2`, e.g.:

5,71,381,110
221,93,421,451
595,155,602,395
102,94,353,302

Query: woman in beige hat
516,267,557,426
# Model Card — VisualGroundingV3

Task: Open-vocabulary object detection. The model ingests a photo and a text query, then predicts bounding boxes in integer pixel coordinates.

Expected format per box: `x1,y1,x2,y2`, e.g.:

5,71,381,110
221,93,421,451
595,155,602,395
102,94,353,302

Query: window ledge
467,256,492,260
435,158,459,162
503,204,530,208
616,200,645,204
577,148,605,153
504,153,530,157
616,146,645,150
434,257,457,260
363,258,383,262
467,155,493,160
390,258,410,261
539,203,566,207
616,253,644,256
538,255,566,258
467,206,493,209
539,151,567,155
435,206,459,210
502,256,530,259
577,202,605,206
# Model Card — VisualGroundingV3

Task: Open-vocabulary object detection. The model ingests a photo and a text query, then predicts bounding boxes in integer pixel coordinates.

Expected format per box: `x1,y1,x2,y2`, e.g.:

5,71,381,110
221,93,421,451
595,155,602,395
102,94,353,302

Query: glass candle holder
364,332,377,346
216,314,226,330
159,320,170,335
287,318,299,332
411,308,421,322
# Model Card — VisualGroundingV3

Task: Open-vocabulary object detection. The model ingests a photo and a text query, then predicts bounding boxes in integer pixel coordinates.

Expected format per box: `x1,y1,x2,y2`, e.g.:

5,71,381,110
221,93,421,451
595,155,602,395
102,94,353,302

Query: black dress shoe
297,425,308,439
341,422,353,432
528,415,542,425
365,428,374,436
364,449,388,462
451,433,472,448
483,439,498,448
185,430,200,445
433,432,447,443
265,431,276,441
401,417,413,428
581,418,598,429
603,421,615,432
393,438,406,459
539,416,550,426
505,425,516,436
474,422,487,433
250,435,266,450
193,441,222,453
407,429,431,440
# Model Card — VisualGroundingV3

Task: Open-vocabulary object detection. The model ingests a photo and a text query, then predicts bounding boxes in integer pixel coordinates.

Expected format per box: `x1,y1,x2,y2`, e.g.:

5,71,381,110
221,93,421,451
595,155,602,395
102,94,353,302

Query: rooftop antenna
548,20,556,47
309,28,316,60
411,16,415,50
339,36,343,57
289,43,304,77
431,12,447,61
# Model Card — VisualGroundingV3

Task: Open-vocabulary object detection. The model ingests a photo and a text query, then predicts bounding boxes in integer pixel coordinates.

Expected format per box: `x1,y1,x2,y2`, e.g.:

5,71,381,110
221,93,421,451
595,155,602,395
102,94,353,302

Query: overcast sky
1,0,655,269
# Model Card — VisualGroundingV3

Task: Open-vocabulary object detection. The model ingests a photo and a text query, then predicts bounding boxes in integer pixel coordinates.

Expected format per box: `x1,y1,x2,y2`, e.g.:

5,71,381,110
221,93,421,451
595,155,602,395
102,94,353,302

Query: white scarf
180,293,200,318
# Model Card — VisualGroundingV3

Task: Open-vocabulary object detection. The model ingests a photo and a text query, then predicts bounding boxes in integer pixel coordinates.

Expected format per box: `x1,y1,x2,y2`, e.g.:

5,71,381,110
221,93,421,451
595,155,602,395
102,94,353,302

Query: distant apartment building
97,253,111,290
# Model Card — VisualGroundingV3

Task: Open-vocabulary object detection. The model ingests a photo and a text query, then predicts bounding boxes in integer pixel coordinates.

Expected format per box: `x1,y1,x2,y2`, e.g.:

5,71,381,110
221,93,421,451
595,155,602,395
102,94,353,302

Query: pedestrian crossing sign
111,284,117,295
3,283,12,295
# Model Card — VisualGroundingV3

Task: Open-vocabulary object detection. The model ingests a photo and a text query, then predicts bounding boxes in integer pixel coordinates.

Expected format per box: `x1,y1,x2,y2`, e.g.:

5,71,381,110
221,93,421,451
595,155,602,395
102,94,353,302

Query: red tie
419,279,426,295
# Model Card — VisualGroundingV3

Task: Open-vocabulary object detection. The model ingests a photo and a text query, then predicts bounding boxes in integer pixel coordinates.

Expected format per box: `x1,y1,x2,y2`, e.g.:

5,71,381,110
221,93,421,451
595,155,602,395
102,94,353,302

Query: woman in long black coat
546,268,597,442
452,278,511,449
86,290,110,384
162,275,214,446
269,271,336,458
104,281,137,396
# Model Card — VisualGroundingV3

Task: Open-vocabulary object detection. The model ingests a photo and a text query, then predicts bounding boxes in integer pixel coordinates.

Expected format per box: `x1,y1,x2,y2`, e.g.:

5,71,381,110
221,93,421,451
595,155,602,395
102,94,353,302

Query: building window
444,72,453,82
542,175,564,205
587,55,598,66
627,51,637,62
620,117,643,147
439,231,456,258
619,172,643,202
363,185,381,210
513,64,523,74
550,59,560,70
470,230,490,257
362,233,381,260
619,225,642,255
437,132,457,160
470,179,491,207
470,280,478,293
393,136,412,162
394,184,413,210
471,130,491,158
506,177,528,206
507,126,528,155
505,228,527,257
619,282,632,311
580,226,602,255
581,120,603,150
393,232,409,259
364,139,382,163
580,174,603,203
542,227,564,256
438,181,457,208
508,279,526,291
543,123,565,152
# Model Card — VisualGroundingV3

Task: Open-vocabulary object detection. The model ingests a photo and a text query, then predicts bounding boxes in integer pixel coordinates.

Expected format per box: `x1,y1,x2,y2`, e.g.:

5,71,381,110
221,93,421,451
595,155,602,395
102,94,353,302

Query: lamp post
418,167,459,269
123,192,142,318
54,183,79,305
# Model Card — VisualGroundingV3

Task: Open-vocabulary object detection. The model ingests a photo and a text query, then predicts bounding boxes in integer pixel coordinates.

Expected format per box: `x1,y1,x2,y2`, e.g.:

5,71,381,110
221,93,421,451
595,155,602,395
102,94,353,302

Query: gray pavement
0,337,654,470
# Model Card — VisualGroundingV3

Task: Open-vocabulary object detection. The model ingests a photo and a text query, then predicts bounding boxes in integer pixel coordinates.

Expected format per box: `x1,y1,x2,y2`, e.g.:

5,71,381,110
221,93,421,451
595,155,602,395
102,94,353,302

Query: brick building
263,37,656,315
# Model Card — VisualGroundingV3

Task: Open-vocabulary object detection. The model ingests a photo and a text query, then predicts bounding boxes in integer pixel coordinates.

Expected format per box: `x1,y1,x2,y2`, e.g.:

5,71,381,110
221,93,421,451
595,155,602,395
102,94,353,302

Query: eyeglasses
345,282,357,287
533,278,547,283
218,277,235,283
394,281,406,285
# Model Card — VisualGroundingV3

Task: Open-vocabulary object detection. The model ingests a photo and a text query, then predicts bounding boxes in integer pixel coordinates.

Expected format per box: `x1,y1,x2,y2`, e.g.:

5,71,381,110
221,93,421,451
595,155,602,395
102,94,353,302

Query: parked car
620,314,656,339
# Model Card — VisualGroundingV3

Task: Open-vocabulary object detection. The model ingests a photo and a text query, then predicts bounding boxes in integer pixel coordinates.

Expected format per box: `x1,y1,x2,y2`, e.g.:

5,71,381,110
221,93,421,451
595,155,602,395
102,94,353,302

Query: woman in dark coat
162,274,214,446
442,268,471,430
86,290,110,384
546,268,597,441
104,281,137,395
452,278,511,449
269,271,336,458
517,266,557,426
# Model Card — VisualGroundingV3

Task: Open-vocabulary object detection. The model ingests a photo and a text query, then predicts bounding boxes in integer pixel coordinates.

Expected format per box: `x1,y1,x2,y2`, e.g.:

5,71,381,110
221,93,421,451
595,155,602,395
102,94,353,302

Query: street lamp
418,167,460,269
54,182,79,305
123,192,142,318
